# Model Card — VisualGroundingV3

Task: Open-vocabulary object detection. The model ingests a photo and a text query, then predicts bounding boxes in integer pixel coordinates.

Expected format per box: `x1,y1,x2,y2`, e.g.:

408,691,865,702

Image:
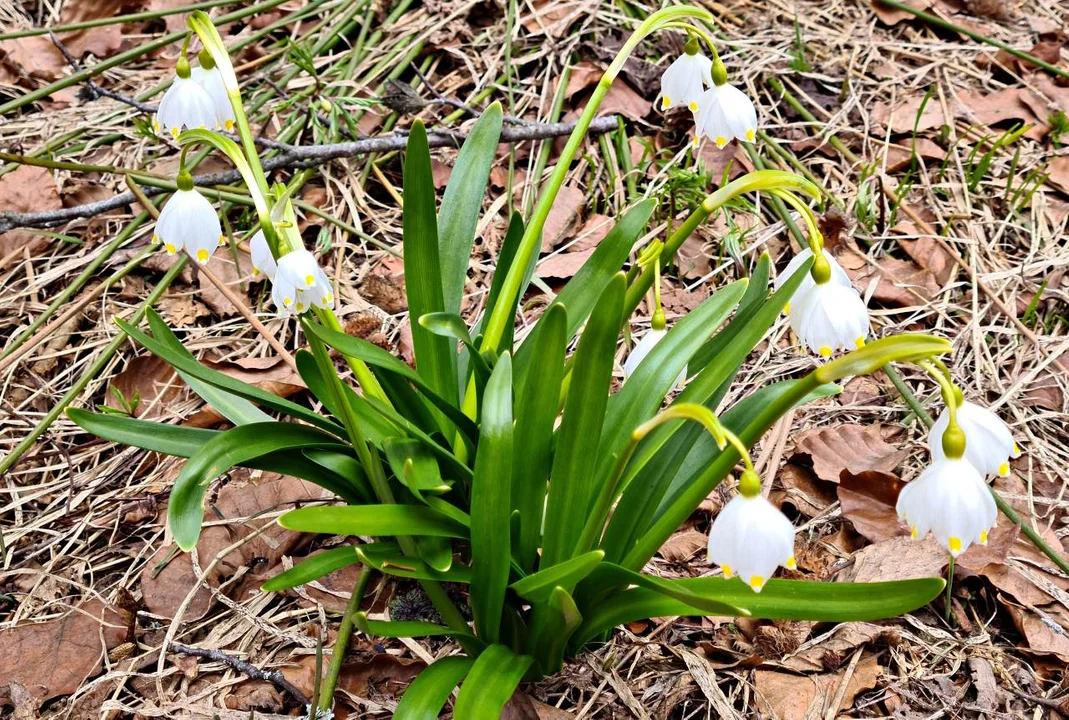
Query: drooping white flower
623,327,686,390
928,402,1021,477
707,491,796,592
269,249,334,316
774,248,851,298
788,281,870,358
694,83,758,149
249,230,277,280
191,65,235,132
155,75,218,139
896,456,997,557
277,249,320,292
656,51,712,114
152,186,222,264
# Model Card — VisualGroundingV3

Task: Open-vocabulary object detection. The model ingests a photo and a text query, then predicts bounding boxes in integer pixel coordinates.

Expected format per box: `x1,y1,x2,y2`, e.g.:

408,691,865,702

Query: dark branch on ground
0,115,621,234
169,642,311,707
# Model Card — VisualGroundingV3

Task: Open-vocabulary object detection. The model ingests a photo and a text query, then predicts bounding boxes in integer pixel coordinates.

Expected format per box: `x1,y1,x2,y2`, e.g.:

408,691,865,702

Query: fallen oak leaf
792,424,909,484
836,246,941,306
777,622,900,673
0,599,133,702
837,470,908,543
753,654,882,720
0,165,63,260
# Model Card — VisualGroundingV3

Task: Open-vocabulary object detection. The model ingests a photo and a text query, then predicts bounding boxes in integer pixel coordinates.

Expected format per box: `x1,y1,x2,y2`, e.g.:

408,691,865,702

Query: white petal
716,83,758,143
928,402,1018,477
897,457,995,556
191,66,235,130
793,283,869,356
271,274,298,315
249,229,277,280
708,494,795,591
277,249,320,290
657,53,712,112
156,76,218,137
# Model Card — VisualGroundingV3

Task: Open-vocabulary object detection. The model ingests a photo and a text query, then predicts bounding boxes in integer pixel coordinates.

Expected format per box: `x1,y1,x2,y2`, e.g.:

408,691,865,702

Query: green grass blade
279,504,469,538
261,546,358,591
438,103,503,314
469,353,514,644
540,274,624,569
453,645,534,719
403,120,459,410
511,303,567,571
169,422,347,550
394,656,475,720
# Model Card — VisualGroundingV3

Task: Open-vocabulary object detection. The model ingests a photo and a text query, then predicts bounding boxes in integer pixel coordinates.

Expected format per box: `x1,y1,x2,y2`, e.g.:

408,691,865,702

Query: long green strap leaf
354,544,471,583
530,587,583,676
116,316,346,438
279,504,469,539
510,303,567,571
540,274,623,568
356,613,480,645
438,103,503,314
169,422,348,550
510,550,603,604
294,349,396,446
394,656,475,720
453,644,534,720
572,576,945,650
261,546,358,591
403,120,460,411
469,353,514,644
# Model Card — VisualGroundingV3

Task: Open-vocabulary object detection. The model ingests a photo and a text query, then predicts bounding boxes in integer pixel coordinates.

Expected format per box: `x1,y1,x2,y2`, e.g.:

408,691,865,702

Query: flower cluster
155,53,235,138
250,232,335,315
657,38,757,149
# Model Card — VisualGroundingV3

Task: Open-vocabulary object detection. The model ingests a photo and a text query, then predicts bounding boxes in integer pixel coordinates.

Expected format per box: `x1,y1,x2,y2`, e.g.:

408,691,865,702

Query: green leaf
469,353,514,644
438,103,503,314
540,274,623,569
261,546,358,591
419,312,474,346
530,587,583,675
510,550,604,603
513,201,653,385
294,349,396,446
572,577,945,650
116,315,346,438
279,504,468,539
404,119,460,413
584,563,744,616
170,422,348,550
145,310,271,426
394,656,475,720
511,303,567,571
304,323,477,444
453,645,534,720
355,544,470,583
303,448,373,501
67,408,367,502
384,438,451,498
474,212,524,354
355,612,480,645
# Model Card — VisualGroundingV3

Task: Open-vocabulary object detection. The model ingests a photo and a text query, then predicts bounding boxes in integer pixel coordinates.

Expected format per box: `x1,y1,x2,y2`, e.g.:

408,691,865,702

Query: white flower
694,83,758,149
152,188,222,264
707,493,796,592
656,51,712,113
896,456,997,557
788,281,870,358
249,230,277,280
774,248,851,299
277,249,320,291
623,327,686,390
191,66,236,132
928,402,1021,477
154,76,218,138
270,250,333,316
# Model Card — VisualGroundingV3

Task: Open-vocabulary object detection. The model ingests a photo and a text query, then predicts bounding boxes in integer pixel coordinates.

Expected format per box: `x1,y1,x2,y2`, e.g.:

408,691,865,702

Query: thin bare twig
0,115,621,234
169,642,310,706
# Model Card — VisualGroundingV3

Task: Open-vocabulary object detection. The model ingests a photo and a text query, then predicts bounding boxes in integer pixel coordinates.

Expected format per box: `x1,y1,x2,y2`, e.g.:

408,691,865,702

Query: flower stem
944,553,955,623
317,565,373,712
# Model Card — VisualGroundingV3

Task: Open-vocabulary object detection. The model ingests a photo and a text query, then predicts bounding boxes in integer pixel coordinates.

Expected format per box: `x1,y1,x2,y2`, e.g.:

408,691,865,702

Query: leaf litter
2,0,1069,716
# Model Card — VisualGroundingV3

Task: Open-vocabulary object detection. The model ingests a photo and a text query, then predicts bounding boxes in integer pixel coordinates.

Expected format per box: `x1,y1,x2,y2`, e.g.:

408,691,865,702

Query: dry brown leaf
896,235,955,285
0,599,133,702
954,88,1046,141
535,248,595,280
993,39,1063,76
283,652,424,700
793,424,908,484
659,529,707,562
753,654,882,719
502,692,575,719
839,528,1013,584
1003,599,1069,661
837,247,941,306
105,355,186,420
1048,156,1069,196
196,249,256,316
58,0,130,58
360,272,407,314
676,234,712,281
779,623,900,673
567,214,613,253
564,61,605,98
870,0,935,25
141,470,328,620
598,81,649,122
541,185,585,252
156,293,211,327
772,464,837,518
882,138,946,172
839,374,886,406
0,165,63,259
223,681,283,712
520,0,584,38
871,91,949,135
837,470,908,542
0,38,67,84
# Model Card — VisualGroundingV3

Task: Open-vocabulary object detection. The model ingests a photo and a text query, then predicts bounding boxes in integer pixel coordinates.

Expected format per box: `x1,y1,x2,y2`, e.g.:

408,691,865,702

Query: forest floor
1,0,1068,717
